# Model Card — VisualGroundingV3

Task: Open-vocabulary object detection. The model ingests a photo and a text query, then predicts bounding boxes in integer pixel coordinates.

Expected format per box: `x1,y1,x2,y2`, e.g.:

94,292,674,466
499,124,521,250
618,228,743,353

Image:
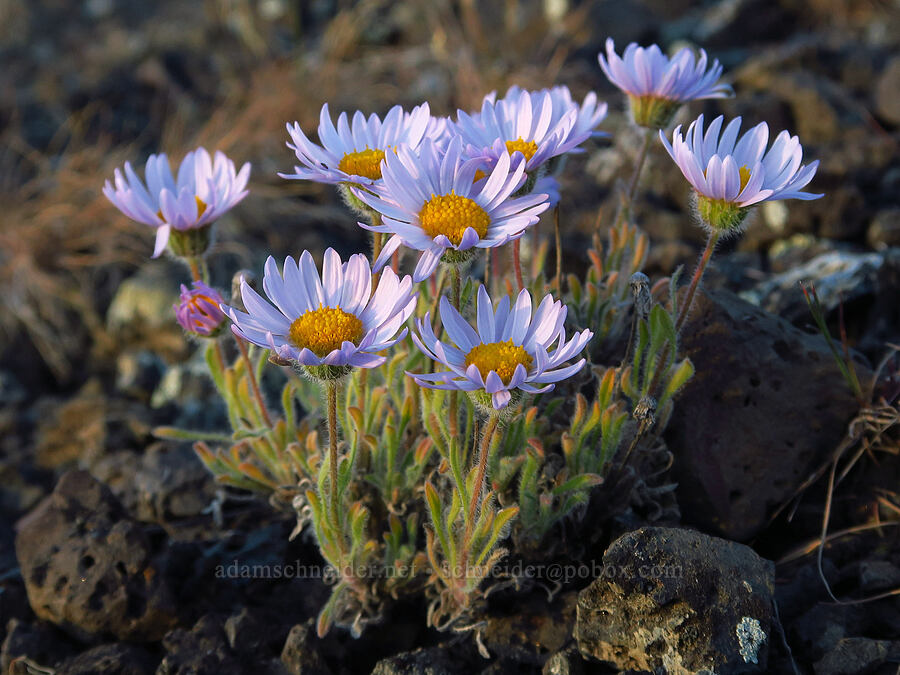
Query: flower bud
174,281,226,337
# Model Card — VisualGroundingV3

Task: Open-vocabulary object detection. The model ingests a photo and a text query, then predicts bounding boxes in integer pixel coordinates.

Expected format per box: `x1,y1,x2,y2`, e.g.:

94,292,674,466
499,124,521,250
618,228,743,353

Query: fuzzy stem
370,212,384,287
213,340,227,373
512,239,525,292
327,379,339,526
626,129,654,206
675,229,720,333
448,265,462,442
554,204,563,295
187,257,203,283
460,412,500,575
235,336,273,428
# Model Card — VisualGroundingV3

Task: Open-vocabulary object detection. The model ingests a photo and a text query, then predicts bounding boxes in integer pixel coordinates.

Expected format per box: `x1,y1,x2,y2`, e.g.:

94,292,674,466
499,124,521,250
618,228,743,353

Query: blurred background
0,0,898,419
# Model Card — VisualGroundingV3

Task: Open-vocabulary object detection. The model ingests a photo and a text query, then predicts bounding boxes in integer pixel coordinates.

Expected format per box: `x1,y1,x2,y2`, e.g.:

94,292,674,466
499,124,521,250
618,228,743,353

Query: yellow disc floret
738,165,752,192
338,147,387,180
419,192,491,246
505,138,539,163
289,305,364,357
157,196,207,223
464,339,534,385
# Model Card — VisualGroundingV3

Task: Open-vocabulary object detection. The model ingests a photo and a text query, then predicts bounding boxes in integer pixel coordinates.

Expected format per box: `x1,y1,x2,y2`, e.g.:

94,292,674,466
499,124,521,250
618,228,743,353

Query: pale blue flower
351,137,549,282
410,286,592,410
103,148,250,257
223,249,417,369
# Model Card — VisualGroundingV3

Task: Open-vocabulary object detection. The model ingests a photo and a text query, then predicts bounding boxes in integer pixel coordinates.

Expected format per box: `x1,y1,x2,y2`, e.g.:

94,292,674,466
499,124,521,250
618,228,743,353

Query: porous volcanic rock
369,645,468,675
280,620,331,675
157,614,243,675
575,527,775,674
56,643,158,675
14,470,178,642
665,288,864,540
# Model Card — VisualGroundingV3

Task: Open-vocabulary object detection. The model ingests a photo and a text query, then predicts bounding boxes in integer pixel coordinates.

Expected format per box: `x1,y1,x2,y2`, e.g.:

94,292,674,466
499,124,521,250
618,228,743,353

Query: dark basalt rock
280,620,331,675
575,527,775,674
0,617,78,673
369,645,469,675
14,470,178,642
157,614,242,675
665,288,864,541
56,643,158,675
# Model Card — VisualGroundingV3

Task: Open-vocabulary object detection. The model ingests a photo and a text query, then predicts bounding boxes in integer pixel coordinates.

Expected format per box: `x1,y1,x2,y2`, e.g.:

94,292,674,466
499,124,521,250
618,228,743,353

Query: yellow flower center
289,305,364,357
505,138,538,162
157,196,207,222
738,165,752,192
473,169,488,182
419,192,490,246
338,147,387,180
464,339,533,385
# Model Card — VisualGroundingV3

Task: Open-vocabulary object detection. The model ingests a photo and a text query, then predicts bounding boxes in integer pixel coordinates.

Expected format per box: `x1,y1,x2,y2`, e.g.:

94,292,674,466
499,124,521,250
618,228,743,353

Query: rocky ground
1,0,899,673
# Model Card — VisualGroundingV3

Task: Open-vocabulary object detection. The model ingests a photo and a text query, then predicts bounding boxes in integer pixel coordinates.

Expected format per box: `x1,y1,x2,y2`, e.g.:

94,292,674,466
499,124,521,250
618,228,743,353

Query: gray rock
575,527,775,674
813,637,896,675
157,614,241,675
106,263,186,357
0,371,25,406
740,249,885,322
132,444,217,523
0,618,76,673
666,288,864,540
541,647,585,675
33,379,107,469
116,350,167,401
14,470,178,642
280,620,330,675
91,444,216,524
56,643,158,675
370,645,465,675
866,208,900,249
790,604,860,660
859,560,900,593
482,591,576,666
874,55,900,125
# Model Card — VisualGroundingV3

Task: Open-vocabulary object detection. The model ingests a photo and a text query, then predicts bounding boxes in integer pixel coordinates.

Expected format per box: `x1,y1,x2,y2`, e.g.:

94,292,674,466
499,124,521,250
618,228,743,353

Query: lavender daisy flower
599,38,733,129
223,249,417,380
280,102,431,188
453,88,584,179
103,148,250,258
351,137,550,282
174,281,227,337
497,85,609,148
409,286,592,411
660,114,823,231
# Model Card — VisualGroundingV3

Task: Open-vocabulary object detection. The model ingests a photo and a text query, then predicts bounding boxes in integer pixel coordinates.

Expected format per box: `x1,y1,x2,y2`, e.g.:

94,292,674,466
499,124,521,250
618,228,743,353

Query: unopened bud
630,272,652,321
174,281,226,338
633,395,657,424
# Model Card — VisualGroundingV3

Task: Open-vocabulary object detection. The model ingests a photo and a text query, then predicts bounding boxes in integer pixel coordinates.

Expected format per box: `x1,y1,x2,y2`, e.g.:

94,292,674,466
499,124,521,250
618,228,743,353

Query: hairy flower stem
187,257,203,283
607,128,654,236
213,340,227,373
360,217,383,423
626,129,654,206
370,212,383,287
513,240,525,291
554,204,563,295
326,379,340,527
235,337,273,428
449,265,462,442
460,413,500,574
675,229,720,332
